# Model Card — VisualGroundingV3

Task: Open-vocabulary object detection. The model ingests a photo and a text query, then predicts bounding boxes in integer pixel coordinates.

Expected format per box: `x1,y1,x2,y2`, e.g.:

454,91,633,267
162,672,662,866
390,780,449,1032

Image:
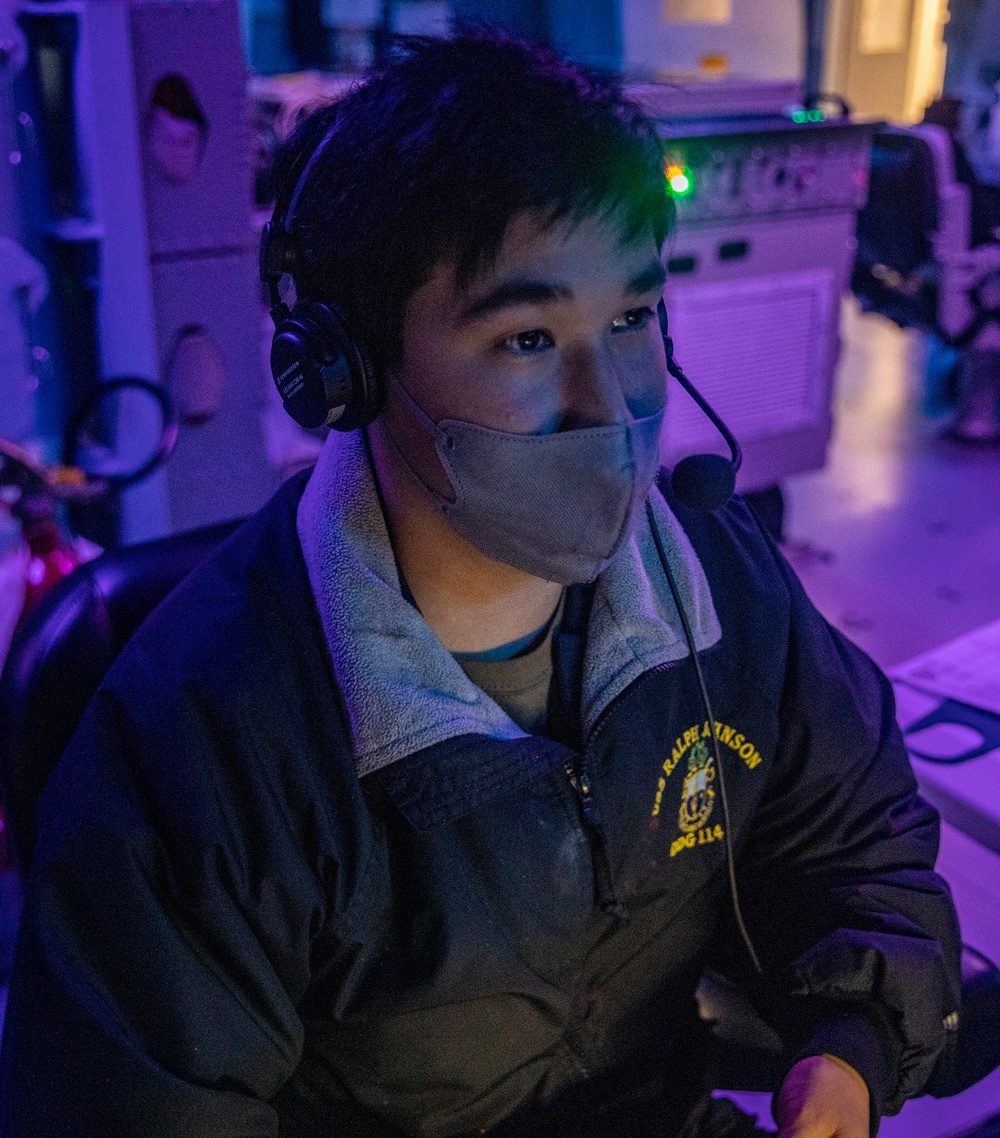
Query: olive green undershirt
453,593,566,735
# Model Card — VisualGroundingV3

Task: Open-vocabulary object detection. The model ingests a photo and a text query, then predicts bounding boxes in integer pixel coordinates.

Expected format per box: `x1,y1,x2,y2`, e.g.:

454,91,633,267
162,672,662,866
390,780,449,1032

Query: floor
781,299,1000,671
2,299,999,1131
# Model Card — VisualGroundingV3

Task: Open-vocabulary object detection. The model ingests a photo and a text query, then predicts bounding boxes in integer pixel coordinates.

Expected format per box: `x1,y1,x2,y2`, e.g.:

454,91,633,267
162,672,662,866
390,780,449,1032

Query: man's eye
502,329,554,355
611,307,655,332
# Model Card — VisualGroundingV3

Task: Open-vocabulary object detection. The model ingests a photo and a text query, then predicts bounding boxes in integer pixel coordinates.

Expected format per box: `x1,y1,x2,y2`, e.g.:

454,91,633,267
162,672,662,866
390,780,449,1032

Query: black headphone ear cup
342,333,381,432
269,300,380,431
313,304,382,432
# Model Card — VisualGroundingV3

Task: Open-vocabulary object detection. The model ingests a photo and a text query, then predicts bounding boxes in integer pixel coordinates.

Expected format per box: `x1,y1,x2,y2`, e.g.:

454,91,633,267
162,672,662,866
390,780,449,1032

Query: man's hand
774,1054,870,1138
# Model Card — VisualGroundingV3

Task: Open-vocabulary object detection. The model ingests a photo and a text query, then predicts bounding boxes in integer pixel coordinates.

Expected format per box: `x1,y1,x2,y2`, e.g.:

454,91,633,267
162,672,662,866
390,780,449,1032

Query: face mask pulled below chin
383,374,665,585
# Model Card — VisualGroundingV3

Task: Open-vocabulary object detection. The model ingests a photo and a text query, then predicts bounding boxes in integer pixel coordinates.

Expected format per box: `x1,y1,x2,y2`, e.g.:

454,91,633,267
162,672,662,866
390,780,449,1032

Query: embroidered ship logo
678,739,716,833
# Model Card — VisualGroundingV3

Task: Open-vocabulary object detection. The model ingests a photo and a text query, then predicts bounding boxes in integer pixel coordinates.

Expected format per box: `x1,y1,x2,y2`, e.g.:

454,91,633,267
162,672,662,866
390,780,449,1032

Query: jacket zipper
563,756,627,922
563,660,681,924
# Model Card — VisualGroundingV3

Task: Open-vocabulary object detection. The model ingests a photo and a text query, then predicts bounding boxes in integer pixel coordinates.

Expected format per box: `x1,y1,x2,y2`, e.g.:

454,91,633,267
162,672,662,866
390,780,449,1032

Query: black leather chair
853,123,1000,345
0,517,241,873
853,126,940,333
1,517,999,1103
853,123,1000,442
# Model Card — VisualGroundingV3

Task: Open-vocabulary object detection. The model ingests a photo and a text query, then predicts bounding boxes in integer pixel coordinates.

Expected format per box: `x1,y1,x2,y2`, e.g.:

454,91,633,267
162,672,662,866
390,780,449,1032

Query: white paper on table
888,618,1000,718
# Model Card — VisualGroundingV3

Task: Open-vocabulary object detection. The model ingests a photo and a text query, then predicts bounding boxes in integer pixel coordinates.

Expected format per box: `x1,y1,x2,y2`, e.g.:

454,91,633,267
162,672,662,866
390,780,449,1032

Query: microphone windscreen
671,453,736,510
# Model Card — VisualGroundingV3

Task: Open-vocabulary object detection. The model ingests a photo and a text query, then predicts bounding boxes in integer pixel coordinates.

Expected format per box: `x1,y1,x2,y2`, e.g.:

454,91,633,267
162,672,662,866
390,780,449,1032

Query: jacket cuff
779,1006,902,1138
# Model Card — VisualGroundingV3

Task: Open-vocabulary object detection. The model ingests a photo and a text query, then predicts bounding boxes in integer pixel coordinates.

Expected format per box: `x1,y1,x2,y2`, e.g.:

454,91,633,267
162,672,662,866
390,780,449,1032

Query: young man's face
393,211,668,435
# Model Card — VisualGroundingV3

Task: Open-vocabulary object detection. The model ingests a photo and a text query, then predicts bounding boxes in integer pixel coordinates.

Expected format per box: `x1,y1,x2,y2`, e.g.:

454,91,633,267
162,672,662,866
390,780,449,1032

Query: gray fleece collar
297,430,721,776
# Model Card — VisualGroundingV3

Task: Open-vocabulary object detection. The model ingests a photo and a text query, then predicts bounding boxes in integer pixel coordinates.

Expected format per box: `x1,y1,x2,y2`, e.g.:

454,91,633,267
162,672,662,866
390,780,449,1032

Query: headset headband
260,112,341,312
260,106,379,433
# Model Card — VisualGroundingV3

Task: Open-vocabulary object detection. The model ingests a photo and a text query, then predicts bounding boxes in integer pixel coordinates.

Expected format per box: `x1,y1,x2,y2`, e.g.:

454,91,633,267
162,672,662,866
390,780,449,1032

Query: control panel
623,82,877,490
659,122,874,225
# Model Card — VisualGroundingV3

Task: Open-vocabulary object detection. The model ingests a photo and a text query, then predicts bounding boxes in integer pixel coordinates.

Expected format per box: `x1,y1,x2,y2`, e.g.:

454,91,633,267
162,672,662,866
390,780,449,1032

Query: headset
259,119,380,434
260,127,742,510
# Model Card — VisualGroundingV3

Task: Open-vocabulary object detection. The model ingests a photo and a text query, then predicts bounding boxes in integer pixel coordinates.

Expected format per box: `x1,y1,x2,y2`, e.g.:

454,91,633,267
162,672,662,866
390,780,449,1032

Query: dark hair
275,31,671,372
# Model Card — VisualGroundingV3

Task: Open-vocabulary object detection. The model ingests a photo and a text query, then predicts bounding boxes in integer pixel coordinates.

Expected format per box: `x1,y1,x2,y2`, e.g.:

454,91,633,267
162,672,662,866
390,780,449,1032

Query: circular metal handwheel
62,377,179,490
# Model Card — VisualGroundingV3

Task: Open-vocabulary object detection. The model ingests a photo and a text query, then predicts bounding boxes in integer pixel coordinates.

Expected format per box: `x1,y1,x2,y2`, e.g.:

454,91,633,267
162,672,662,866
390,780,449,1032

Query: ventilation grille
663,268,836,455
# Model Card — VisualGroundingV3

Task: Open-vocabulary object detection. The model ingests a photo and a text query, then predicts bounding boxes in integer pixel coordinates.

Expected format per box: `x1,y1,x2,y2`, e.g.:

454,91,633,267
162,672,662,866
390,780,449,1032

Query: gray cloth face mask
381,373,666,584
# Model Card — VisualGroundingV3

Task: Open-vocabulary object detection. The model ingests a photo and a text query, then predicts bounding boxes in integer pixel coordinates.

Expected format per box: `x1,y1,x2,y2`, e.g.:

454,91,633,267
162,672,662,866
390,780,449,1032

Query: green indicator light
666,163,693,197
807,108,824,122
792,109,807,123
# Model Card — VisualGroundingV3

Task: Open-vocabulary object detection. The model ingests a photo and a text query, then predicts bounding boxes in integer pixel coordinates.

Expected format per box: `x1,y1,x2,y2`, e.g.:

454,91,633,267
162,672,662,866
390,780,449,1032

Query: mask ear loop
645,497,764,977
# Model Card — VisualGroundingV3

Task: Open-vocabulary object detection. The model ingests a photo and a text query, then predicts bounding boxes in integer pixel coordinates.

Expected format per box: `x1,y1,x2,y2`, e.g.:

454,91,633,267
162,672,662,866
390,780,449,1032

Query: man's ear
371,374,455,503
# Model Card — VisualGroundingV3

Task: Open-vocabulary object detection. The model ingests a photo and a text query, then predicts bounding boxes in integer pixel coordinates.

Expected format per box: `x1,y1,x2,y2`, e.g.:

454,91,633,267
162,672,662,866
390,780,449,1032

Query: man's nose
558,343,629,431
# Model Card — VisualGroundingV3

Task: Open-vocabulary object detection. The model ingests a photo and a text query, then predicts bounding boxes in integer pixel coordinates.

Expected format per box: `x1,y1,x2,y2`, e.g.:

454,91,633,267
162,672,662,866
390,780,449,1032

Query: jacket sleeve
710,512,963,1126
0,677,319,1137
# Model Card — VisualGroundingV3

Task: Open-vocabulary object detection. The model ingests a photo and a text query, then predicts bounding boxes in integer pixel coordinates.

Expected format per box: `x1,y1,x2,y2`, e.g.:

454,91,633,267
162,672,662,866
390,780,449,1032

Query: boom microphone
657,300,742,511
670,452,737,512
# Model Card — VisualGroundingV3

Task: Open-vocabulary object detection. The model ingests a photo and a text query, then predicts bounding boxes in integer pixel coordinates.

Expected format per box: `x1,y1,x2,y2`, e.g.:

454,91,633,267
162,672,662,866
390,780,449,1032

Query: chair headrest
857,128,940,275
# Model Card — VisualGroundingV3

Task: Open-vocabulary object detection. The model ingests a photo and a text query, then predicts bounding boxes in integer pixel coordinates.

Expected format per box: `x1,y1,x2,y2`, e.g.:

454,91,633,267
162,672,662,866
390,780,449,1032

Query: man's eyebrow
458,279,572,323
456,260,667,324
626,262,667,296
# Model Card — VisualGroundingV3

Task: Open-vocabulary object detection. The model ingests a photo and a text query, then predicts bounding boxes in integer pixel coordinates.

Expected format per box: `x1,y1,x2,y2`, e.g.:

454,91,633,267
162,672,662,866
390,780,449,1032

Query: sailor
0,32,961,1138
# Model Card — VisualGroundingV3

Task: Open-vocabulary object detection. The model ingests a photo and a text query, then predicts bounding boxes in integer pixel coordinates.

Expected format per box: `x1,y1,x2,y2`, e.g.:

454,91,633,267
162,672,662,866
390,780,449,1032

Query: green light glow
791,107,826,123
665,163,693,197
